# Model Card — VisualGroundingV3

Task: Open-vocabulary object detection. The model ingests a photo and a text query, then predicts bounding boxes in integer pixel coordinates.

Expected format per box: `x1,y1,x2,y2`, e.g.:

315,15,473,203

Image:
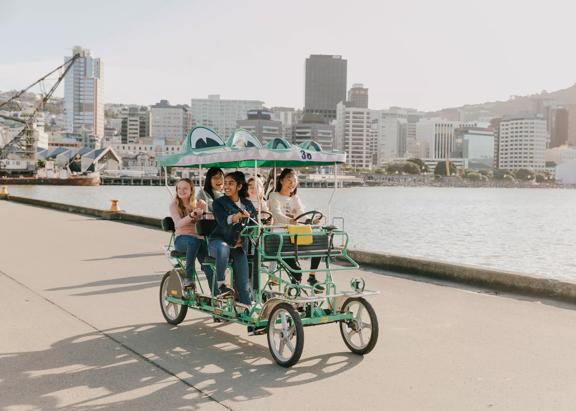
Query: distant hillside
429,83,576,120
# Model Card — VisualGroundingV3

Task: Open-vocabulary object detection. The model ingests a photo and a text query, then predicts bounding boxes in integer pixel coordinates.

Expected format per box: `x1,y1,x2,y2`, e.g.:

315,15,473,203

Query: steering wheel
259,211,273,225
293,210,324,225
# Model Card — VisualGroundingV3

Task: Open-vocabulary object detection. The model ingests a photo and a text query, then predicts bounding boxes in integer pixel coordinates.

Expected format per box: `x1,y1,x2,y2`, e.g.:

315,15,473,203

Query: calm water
7,185,576,282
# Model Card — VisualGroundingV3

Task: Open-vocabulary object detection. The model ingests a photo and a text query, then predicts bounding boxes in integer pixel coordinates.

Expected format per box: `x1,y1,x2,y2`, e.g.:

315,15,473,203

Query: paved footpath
1,200,576,411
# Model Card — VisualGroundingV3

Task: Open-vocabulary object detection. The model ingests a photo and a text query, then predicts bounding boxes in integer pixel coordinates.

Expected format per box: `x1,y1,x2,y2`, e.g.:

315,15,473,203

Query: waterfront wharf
1,200,576,410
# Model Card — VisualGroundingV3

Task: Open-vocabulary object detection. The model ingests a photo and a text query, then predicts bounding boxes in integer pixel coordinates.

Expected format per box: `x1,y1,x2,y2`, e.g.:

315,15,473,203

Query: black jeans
283,257,321,282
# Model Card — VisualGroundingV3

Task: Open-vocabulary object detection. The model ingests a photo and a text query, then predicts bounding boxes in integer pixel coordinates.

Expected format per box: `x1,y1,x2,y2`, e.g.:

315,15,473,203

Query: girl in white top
267,168,323,291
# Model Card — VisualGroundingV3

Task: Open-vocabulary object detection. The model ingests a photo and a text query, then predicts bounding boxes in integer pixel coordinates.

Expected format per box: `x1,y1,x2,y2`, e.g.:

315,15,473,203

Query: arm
169,201,195,230
291,194,305,219
268,193,292,224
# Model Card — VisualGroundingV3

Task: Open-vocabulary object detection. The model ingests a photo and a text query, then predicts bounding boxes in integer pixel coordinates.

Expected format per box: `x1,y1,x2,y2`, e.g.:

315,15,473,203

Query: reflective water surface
9,185,576,282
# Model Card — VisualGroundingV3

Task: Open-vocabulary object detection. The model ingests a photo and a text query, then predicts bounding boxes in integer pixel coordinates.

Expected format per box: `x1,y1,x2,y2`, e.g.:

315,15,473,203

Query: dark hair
203,167,223,199
225,171,248,198
275,168,297,196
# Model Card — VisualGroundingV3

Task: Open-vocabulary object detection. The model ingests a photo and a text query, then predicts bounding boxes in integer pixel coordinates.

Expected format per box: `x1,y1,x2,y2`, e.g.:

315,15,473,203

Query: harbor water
7,185,576,282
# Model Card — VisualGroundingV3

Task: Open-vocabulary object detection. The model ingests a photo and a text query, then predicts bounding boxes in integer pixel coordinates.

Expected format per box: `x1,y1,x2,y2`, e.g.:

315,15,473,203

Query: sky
1,0,575,112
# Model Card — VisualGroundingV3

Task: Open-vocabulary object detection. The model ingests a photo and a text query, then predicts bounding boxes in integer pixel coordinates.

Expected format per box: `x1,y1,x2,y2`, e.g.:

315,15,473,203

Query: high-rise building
120,106,149,144
304,55,347,121
150,100,191,142
416,120,478,159
498,117,547,170
270,107,302,140
372,115,407,166
190,95,264,138
549,107,569,148
335,102,373,168
64,46,104,146
565,104,576,146
236,109,282,144
291,114,335,150
348,83,368,108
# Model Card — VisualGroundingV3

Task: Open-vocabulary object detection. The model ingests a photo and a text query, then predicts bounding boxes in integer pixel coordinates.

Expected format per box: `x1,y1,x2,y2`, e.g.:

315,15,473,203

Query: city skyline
1,0,576,112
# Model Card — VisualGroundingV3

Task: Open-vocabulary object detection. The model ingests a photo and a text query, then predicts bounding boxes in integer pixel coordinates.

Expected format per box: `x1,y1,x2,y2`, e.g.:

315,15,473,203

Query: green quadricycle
157,127,379,367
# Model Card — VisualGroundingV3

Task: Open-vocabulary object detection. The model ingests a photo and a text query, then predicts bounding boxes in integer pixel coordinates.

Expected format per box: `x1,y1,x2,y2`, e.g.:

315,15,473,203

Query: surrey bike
157,127,379,367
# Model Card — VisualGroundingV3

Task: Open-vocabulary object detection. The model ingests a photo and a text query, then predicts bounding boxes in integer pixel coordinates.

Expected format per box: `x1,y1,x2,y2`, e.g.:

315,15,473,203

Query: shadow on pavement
46,273,163,296
0,319,363,410
83,251,164,262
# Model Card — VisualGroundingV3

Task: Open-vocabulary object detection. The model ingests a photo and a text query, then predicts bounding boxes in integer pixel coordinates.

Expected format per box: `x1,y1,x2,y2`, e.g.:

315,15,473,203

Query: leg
307,256,324,291
208,239,230,285
174,235,201,281
197,240,215,294
284,258,302,282
231,247,251,305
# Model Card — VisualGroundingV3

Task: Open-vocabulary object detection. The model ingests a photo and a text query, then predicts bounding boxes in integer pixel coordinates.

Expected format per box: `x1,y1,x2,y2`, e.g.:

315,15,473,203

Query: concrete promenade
1,201,576,410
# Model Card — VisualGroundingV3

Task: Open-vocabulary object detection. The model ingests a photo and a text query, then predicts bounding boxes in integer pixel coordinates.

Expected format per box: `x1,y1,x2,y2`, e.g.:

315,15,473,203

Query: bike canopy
158,126,347,169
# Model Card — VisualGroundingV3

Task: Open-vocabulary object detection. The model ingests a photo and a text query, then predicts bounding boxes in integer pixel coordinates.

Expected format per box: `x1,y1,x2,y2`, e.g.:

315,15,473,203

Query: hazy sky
1,0,575,111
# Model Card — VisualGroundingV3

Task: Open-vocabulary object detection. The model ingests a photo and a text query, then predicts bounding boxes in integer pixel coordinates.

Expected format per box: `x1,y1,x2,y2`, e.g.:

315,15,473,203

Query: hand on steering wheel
293,210,324,225
259,211,273,225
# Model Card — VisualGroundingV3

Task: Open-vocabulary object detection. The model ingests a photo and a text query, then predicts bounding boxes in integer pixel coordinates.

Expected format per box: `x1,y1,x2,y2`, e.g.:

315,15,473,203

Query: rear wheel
160,271,188,325
267,303,304,367
339,297,378,355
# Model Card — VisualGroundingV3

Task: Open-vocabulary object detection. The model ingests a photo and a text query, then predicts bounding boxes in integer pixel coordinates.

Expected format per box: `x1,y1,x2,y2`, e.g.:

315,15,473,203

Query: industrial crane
0,53,80,176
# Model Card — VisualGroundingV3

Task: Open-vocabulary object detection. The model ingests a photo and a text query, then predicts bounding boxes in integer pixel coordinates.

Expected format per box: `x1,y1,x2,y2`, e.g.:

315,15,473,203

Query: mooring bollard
110,199,120,212
0,186,8,197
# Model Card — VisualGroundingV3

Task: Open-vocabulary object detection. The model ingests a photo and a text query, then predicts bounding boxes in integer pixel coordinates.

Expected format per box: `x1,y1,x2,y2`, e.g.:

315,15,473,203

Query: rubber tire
159,271,188,325
339,297,378,355
267,303,304,367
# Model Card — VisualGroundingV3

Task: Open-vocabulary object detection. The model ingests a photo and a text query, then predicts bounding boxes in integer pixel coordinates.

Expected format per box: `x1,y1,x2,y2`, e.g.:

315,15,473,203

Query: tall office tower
150,100,192,142
335,102,373,168
236,109,282,144
120,106,150,144
566,104,576,146
489,118,502,168
549,107,569,148
498,117,547,170
190,95,264,138
304,55,347,121
348,83,368,108
64,46,104,147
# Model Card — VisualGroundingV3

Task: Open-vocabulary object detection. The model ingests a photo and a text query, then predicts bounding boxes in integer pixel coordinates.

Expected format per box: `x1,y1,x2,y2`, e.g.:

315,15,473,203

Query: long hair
203,167,223,199
247,176,264,201
225,171,249,198
275,168,297,196
175,178,196,218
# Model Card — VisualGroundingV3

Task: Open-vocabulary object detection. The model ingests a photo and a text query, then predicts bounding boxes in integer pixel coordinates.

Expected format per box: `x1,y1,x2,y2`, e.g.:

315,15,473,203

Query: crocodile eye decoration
228,129,262,148
187,127,224,149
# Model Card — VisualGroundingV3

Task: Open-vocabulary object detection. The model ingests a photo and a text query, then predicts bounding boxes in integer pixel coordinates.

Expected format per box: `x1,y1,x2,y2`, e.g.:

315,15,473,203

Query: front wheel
339,297,378,355
267,303,304,367
159,271,188,325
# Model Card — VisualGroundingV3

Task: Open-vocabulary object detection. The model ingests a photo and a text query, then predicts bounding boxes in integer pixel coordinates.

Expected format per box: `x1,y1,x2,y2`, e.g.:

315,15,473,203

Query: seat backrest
263,232,330,256
196,219,218,236
161,216,175,232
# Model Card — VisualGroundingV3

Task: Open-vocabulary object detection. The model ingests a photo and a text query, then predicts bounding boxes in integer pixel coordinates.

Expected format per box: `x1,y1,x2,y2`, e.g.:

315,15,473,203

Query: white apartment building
372,114,407,166
190,95,264,138
416,120,478,159
64,46,104,144
498,117,547,170
121,106,149,144
336,102,374,168
150,100,191,142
